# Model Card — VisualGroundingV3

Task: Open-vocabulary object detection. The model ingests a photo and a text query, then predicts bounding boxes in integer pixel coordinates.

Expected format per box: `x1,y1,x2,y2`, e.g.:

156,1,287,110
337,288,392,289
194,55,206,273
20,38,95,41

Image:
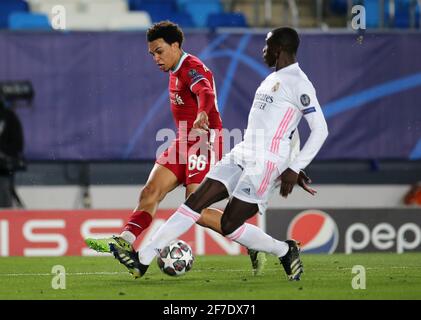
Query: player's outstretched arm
190,77,214,131
281,84,328,197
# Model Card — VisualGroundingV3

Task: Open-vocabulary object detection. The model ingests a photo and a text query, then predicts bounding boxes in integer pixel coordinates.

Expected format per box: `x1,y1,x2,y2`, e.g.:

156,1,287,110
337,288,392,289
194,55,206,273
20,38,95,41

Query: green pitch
0,253,420,300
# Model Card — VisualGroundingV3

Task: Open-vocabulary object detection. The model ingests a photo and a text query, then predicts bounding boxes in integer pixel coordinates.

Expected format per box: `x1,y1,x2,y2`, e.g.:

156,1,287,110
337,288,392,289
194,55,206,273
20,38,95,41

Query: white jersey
207,62,328,214
231,62,328,173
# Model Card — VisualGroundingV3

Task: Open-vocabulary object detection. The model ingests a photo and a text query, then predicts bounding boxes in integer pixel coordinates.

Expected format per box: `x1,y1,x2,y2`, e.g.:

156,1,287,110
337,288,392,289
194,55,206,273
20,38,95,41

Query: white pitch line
0,272,127,277
1,266,420,277
0,269,257,277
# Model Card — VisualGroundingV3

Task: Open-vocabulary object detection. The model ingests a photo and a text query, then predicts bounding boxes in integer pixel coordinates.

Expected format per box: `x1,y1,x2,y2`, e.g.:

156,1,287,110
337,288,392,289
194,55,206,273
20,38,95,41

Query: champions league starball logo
287,210,339,254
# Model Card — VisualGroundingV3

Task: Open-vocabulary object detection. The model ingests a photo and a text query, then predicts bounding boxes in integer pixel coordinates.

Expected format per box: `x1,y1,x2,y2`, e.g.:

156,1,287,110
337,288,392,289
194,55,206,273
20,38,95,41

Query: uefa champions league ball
156,240,194,276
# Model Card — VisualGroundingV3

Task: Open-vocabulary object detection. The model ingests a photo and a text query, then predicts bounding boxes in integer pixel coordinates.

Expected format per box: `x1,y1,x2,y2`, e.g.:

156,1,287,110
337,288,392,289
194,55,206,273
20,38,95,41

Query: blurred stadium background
0,0,421,299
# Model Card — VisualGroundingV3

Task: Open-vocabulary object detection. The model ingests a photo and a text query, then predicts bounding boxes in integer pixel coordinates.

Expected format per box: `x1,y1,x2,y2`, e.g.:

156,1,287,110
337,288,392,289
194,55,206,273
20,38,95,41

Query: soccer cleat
109,243,149,279
85,236,133,253
280,239,303,281
247,249,267,276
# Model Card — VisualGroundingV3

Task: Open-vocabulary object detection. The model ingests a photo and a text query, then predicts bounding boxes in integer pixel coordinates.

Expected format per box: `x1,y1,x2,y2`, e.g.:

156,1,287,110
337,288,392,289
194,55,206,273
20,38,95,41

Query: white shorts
206,151,288,214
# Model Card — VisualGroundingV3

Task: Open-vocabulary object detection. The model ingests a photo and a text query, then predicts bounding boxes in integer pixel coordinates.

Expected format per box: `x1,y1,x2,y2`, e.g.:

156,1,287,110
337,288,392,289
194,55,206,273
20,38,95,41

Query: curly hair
147,20,184,48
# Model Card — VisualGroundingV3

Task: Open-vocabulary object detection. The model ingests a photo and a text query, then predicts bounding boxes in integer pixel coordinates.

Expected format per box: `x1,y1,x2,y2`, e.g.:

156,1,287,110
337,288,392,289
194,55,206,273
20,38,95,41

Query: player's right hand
193,111,209,131
279,168,298,198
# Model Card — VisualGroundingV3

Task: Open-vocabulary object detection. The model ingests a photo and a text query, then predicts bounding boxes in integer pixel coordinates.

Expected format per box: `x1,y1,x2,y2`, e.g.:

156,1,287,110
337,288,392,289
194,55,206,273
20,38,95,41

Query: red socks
123,210,153,237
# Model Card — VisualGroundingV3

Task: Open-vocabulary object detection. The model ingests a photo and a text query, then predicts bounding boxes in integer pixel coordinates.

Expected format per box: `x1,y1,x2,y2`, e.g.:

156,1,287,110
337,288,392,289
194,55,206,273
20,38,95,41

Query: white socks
120,231,136,244
138,204,200,265
136,204,289,265
227,223,289,258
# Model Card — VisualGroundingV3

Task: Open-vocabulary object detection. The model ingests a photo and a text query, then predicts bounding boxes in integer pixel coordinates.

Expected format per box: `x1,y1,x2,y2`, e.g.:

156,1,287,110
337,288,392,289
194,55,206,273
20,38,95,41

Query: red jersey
169,52,222,141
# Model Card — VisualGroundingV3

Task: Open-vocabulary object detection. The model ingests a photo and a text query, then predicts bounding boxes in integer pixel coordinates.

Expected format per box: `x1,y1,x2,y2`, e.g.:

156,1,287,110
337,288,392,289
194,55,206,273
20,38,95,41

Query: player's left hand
279,168,299,198
193,111,209,131
298,170,317,195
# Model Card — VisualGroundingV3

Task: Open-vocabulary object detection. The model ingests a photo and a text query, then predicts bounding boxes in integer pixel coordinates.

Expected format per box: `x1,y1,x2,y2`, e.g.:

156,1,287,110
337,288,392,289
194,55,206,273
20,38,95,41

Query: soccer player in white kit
110,27,328,281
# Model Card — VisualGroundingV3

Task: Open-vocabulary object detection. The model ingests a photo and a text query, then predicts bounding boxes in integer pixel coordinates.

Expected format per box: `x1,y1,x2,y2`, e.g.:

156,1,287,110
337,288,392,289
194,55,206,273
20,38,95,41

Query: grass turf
0,253,420,300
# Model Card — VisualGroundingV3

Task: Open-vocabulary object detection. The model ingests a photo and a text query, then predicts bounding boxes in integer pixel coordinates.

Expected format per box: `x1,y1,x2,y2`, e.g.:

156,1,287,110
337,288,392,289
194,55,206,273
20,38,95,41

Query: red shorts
156,129,223,186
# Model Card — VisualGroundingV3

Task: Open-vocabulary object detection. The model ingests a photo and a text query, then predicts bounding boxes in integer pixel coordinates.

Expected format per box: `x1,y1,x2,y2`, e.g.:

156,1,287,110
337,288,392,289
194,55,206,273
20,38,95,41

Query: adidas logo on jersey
242,188,251,195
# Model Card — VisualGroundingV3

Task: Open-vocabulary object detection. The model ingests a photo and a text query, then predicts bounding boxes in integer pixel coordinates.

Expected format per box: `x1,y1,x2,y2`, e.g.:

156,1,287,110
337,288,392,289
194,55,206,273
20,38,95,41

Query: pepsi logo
287,210,339,253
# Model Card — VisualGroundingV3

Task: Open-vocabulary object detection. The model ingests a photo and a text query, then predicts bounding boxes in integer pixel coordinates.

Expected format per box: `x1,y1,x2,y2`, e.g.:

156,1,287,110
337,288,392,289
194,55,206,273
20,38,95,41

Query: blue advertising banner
0,31,420,160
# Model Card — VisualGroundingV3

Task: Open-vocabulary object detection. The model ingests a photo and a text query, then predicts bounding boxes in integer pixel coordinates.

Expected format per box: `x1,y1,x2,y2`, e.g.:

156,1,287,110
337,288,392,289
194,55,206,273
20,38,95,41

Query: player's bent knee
139,184,162,203
221,223,236,236
196,209,212,228
184,192,205,213
220,215,238,236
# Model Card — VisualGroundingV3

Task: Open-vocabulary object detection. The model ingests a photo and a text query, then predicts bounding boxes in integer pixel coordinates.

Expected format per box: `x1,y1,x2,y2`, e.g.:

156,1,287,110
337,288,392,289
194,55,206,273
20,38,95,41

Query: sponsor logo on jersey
255,93,274,103
253,93,273,110
300,94,311,106
287,210,339,253
253,102,266,110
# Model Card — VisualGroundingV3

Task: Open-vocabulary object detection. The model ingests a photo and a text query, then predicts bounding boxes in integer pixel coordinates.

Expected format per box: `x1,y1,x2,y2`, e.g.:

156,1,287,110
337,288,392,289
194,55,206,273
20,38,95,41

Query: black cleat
280,240,303,281
247,249,267,276
109,243,149,279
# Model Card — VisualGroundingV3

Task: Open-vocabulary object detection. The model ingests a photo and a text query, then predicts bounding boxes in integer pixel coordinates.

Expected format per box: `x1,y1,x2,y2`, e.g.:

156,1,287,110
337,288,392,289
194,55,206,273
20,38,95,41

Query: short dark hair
268,27,300,55
147,21,184,48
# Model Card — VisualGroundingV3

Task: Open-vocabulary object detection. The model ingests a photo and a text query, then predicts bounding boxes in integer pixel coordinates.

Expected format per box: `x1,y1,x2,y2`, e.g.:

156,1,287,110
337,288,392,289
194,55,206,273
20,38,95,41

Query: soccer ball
156,239,194,276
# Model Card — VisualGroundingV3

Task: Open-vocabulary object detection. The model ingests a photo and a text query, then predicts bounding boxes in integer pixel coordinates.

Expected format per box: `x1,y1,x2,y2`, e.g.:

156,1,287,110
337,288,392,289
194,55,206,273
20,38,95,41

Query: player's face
148,38,179,72
263,42,277,68
263,32,278,67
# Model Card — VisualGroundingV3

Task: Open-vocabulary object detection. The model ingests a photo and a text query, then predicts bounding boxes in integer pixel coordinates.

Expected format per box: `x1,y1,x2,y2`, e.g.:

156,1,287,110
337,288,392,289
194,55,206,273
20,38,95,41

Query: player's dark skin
181,34,315,236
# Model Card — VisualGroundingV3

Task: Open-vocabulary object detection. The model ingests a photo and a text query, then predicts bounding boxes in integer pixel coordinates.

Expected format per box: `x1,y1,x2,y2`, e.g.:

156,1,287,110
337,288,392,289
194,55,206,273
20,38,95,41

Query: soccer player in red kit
85,21,267,275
